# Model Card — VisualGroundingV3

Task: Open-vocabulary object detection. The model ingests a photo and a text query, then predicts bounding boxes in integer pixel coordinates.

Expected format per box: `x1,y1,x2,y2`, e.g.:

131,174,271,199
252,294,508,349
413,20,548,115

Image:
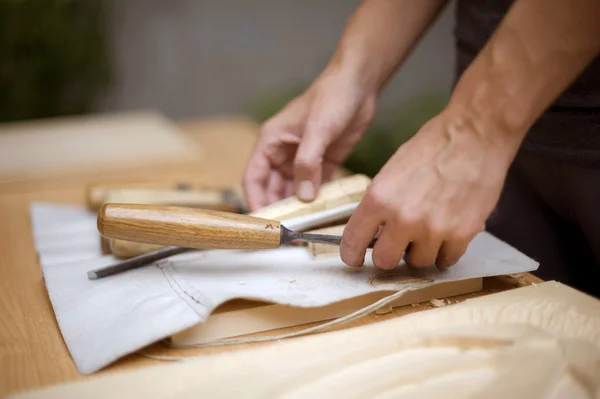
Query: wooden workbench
0,115,543,398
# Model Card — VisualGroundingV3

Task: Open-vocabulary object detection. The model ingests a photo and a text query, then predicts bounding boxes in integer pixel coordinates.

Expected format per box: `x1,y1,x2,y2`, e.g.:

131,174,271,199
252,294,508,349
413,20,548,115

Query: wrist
317,59,381,101
440,98,528,170
328,49,384,95
444,66,532,163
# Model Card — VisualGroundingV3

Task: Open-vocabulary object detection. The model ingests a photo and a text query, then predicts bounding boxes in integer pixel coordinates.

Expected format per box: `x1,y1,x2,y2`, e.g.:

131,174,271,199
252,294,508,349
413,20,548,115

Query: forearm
447,0,600,156
327,0,449,93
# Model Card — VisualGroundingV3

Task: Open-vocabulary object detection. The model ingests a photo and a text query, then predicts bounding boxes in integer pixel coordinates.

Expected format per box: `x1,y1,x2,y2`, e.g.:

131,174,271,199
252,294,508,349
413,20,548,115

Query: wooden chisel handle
97,204,282,250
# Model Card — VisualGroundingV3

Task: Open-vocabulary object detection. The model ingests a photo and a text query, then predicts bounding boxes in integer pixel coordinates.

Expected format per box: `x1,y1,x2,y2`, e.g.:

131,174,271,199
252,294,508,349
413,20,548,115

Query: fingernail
297,180,315,201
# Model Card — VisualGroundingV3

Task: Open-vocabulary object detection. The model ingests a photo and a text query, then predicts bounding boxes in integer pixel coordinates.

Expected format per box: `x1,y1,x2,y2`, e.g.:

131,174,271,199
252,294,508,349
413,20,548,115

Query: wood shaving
375,305,393,315
429,298,447,308
368,271,433,287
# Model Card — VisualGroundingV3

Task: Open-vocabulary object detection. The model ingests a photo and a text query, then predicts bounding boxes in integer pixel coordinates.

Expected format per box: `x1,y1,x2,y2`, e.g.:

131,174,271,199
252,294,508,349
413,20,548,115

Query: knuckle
427,219,449,240
340,235,362,267
364,184,390,211
436,257,459,269
293,156,316,172
406,254,434,269
259,119,279,137
453,224,480,243
341,229,360,251
340,250,362,267
372,250,399,270
397,205,421,226
438,245,468,268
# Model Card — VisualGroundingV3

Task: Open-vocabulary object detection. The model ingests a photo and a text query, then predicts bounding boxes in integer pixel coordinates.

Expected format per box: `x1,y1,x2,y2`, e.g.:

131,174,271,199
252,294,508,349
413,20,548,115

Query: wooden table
0,115,543,398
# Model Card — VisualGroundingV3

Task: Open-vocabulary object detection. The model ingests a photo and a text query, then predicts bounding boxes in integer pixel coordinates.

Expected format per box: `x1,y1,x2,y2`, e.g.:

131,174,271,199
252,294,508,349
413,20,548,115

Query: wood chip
375,305,393,315
429,298,447,308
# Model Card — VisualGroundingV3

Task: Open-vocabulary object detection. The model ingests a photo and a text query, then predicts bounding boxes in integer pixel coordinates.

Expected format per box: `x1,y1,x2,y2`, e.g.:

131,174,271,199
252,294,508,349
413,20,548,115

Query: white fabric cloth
29,202,538,374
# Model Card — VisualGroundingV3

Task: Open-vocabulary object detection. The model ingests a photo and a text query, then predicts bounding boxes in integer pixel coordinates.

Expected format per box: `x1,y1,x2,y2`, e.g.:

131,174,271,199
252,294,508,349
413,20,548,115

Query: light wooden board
170,278,482,345
11,281,600,399
0,110,203,189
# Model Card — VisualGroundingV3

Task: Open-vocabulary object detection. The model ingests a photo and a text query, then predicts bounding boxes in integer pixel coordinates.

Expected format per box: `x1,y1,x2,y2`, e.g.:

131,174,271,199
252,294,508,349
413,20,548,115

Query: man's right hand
242,66,377,212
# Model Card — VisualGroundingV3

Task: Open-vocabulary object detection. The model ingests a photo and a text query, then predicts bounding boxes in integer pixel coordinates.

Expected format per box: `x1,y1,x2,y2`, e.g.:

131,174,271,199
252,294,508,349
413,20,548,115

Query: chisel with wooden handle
107,173,370,259
89,203,384,280
87,185,246,213
97,203,376,251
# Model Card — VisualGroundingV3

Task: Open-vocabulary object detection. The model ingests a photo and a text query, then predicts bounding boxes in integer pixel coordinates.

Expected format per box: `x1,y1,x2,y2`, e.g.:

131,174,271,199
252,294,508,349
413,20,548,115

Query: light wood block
0,110,203,190
170,277,483,345
11,282,600,399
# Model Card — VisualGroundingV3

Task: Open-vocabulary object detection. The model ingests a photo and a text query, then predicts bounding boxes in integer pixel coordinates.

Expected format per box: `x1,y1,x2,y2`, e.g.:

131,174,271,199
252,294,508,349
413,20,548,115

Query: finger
321,162,339,185
283,180,295,198
340,198,383,267
293,114,345,202
435,224,483,269
243,149,271,211
404,227,445,269
370,224,411,270
435,238,470,269
293,136,327,202
265,171,286,204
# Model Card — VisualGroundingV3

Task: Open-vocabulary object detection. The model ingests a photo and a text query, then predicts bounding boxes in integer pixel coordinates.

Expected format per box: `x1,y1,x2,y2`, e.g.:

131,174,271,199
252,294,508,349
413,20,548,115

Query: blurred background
1,0,456,176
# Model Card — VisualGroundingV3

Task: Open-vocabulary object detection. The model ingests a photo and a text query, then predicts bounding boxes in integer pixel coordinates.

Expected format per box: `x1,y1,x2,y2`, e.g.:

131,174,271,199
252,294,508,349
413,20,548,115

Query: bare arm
448,0,600,161
328,0,449,92
340,0,600,270
243,0,449,209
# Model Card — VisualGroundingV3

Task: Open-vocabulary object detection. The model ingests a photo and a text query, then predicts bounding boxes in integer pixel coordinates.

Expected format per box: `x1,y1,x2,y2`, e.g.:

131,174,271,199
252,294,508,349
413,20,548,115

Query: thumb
293,120,340,202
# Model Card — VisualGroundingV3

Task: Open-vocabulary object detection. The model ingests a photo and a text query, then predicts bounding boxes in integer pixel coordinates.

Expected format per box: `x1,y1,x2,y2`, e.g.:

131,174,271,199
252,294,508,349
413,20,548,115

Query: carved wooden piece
10,282,600,399
169,278,482,345
250,173,370,220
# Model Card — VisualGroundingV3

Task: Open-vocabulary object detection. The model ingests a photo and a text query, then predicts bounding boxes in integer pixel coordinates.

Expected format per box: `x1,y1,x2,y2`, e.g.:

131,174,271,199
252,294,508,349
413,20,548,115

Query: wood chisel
86,184,247,213
101,174,371,259
89,203,381,280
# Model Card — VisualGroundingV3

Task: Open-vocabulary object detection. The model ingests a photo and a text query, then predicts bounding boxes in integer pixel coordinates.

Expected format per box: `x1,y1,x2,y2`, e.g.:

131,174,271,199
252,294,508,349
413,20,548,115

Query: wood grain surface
98,204,282,250
86,182,228,211
0,115,545,398
0,111,202,190
88,187,240,213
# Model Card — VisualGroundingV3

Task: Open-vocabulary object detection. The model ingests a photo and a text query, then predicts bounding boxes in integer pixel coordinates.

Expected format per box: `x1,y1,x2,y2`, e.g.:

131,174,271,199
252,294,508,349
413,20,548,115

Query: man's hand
242,0,449,212
340,111,508,270
242,68,377,212
341,0,600,270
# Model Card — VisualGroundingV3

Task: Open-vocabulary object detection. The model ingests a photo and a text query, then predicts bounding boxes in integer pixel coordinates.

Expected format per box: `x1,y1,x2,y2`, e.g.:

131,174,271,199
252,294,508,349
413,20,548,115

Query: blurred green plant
0,0,112,122
248,88,448,177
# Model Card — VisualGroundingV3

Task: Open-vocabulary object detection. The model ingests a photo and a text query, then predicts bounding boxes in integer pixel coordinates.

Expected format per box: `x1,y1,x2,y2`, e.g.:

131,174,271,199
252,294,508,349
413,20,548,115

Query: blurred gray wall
97,0,456,120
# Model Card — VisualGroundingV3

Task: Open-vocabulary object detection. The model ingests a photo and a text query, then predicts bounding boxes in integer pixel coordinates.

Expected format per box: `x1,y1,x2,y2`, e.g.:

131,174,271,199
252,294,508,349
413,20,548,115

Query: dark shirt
454,0,600,165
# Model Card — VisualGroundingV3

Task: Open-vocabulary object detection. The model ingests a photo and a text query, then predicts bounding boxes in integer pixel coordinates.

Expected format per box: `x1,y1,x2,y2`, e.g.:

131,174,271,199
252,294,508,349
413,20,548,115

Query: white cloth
29,202,538,374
